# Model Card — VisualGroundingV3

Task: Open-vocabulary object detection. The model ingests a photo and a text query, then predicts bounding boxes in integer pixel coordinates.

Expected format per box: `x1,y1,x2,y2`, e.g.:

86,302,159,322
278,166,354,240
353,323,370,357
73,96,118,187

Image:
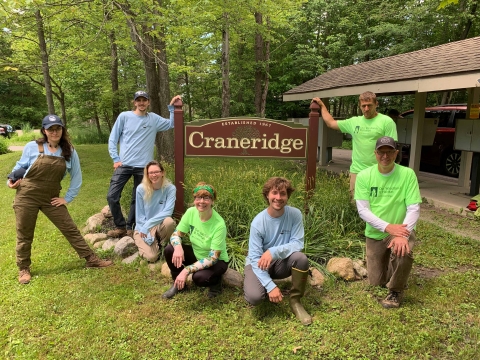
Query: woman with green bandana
162,182,229,299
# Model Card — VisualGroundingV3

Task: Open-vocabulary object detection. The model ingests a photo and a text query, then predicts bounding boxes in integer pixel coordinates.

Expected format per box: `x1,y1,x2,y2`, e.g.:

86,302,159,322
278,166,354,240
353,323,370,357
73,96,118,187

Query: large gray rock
309,268,325,288
102,239,119,251
223,268,243,288
83,213,105,233
326,257,356,281
101,205,112,218
114,236,137,257
122,252,139,264
84,233,107,245
353,259,368,279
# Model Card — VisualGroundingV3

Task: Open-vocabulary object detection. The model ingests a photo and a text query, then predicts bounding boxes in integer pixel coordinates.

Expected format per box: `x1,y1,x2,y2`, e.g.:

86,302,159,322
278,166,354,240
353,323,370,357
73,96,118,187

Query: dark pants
106,165,144,230
244,252,309,306
366,231,416,292
164,244,228,287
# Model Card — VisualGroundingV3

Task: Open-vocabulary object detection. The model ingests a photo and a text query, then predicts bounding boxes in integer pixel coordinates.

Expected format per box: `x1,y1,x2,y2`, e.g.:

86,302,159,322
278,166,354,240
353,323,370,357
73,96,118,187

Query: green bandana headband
193,185,214,196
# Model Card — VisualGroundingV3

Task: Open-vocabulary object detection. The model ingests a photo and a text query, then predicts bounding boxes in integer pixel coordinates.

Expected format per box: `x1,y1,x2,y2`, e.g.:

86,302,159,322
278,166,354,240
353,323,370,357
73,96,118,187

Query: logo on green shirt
370,187,378,197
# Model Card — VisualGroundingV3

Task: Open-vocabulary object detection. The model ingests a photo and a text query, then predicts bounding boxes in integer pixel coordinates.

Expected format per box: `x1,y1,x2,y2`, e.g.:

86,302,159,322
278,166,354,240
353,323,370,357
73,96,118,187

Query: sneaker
381,290,404,308
126,229,134,238
18,267,31,284
107,228,127,238
85,253,113,268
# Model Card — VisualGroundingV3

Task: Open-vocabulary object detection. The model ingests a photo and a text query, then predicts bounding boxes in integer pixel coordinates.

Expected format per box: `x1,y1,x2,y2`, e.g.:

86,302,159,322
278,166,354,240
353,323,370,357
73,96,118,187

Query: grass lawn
1,144,479,359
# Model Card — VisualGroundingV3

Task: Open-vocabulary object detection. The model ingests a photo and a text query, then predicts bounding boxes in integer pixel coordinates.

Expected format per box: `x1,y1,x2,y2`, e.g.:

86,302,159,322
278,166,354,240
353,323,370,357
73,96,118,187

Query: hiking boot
18,267,31,284
381,290,404,309
126,229,134,238
85,253,113,268
107,228,127,238
207,278,223,299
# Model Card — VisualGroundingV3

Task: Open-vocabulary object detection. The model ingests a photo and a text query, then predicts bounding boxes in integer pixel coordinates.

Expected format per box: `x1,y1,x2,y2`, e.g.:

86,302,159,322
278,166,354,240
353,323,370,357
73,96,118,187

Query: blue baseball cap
134,91,149,100
42,115,64,129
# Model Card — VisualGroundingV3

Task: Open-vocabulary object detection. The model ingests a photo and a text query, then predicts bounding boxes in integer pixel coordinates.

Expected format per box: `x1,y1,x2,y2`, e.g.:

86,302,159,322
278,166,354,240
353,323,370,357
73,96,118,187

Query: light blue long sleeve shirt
246,206,305,292
108,106,174,167
8,141,82,203
134,182,176,235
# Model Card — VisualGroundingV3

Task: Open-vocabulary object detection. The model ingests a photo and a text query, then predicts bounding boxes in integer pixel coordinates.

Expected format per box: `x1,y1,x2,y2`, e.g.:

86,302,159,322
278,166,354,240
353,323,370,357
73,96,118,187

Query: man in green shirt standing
312,92,398,196
355,136,421,308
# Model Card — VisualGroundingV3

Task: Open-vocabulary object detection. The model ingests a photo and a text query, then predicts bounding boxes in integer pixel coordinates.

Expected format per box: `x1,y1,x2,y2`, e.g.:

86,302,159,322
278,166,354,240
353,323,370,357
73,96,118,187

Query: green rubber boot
290,267,312,326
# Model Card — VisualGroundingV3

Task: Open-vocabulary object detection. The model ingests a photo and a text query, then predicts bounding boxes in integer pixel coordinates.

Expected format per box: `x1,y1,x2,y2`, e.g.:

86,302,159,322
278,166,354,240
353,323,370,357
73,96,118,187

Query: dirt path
420,203,480,241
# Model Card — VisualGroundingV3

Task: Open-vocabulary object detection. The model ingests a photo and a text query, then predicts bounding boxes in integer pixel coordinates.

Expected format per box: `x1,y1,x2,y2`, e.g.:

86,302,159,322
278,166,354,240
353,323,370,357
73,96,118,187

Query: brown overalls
13,143,93,269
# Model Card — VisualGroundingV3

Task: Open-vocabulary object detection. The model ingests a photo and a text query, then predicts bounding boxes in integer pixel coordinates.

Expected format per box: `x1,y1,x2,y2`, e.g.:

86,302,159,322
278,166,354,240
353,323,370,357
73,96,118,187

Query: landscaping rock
161,262,171,278
102,239,119,251
326,257,356,281
309,268,325,288
101,205,112,218
352,260,368,279
148,262,163,271
83,213,105,233
223,268,243,288
84,233,107,245
114,236,137,257
93,240,106,249
122,252,139,264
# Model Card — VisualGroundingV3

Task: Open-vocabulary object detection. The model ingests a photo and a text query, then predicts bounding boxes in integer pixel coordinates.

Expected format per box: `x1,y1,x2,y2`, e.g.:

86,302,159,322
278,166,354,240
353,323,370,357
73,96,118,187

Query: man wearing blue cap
355,136,421,308
107,91,181,238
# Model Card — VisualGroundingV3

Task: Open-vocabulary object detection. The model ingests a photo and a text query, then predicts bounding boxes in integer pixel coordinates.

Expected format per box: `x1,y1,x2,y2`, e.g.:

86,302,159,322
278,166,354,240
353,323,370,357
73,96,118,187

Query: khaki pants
133,217,175,262
366,231,416,292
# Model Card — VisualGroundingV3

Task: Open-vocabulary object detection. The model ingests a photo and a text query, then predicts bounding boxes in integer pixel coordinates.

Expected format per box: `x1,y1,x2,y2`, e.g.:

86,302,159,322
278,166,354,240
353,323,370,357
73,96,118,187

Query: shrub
0,136,10,155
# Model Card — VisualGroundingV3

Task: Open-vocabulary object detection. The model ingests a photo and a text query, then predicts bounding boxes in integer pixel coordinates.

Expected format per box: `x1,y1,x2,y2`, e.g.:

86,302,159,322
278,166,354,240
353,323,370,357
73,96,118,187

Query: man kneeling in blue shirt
244,177,312,325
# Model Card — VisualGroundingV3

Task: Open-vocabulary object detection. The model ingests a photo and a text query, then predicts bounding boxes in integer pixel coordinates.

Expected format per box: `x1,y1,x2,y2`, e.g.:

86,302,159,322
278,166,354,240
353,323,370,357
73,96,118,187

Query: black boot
162,285,180,299
207,277,223,299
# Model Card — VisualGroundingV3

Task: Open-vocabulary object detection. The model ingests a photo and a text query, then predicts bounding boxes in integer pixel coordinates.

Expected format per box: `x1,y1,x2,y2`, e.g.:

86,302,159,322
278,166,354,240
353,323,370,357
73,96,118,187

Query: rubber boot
207,276,223,299
290,267,312,326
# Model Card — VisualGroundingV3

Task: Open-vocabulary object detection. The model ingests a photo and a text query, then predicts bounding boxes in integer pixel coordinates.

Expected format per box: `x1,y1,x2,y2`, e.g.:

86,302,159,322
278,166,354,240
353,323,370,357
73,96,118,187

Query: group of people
7,90,421,326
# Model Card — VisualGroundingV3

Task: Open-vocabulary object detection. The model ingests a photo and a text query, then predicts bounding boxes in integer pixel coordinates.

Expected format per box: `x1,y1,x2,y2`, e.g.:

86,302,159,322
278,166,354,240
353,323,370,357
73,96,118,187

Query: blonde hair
142,161,171,202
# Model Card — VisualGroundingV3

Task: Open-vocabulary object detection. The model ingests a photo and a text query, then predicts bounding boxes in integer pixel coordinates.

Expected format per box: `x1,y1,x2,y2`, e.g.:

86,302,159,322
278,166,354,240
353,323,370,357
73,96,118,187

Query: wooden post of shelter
305,100,320,211
173,98,185,219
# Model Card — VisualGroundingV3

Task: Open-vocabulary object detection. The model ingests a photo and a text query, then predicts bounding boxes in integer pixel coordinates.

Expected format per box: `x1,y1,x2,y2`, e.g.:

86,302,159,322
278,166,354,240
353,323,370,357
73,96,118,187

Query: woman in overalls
7,114,113,284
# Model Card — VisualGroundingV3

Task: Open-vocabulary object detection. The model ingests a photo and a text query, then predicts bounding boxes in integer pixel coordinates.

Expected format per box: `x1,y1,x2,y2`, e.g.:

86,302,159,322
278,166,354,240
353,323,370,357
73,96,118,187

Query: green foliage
69,126,109,145
0,136,10,155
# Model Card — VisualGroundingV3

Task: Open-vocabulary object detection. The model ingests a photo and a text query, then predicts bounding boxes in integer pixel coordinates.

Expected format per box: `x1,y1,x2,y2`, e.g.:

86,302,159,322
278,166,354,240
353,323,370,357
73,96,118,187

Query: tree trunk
221,12,230,118
254,12,264,117
94,108,103,135
109,30,120,121
35,10,55,114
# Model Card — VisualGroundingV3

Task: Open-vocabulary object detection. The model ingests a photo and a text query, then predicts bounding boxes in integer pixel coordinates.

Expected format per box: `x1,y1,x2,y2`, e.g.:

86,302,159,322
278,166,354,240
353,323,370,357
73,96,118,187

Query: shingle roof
284,36,480,96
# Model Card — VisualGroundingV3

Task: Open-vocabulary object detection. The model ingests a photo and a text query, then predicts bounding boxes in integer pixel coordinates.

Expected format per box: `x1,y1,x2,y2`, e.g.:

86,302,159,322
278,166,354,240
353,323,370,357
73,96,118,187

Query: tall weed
0,136,9,155
181,158,365,272
69,126,109,144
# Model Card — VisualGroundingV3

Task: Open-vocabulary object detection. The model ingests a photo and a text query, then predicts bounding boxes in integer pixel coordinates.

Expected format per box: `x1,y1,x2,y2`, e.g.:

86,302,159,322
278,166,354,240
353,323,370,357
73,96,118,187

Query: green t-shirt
176,207,229,262
354,163,422,240
337,113,398,174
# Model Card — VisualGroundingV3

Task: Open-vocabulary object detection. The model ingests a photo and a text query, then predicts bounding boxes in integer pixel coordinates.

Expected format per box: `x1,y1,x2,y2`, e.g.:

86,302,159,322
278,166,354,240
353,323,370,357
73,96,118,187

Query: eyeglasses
194,196,212,201
45,126,62,133
148,170,163,175
376,150,397,157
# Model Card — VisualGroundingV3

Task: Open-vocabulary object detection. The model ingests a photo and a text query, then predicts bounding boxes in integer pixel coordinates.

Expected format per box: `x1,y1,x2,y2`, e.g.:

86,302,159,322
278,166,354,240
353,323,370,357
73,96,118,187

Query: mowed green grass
1,145,479,359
